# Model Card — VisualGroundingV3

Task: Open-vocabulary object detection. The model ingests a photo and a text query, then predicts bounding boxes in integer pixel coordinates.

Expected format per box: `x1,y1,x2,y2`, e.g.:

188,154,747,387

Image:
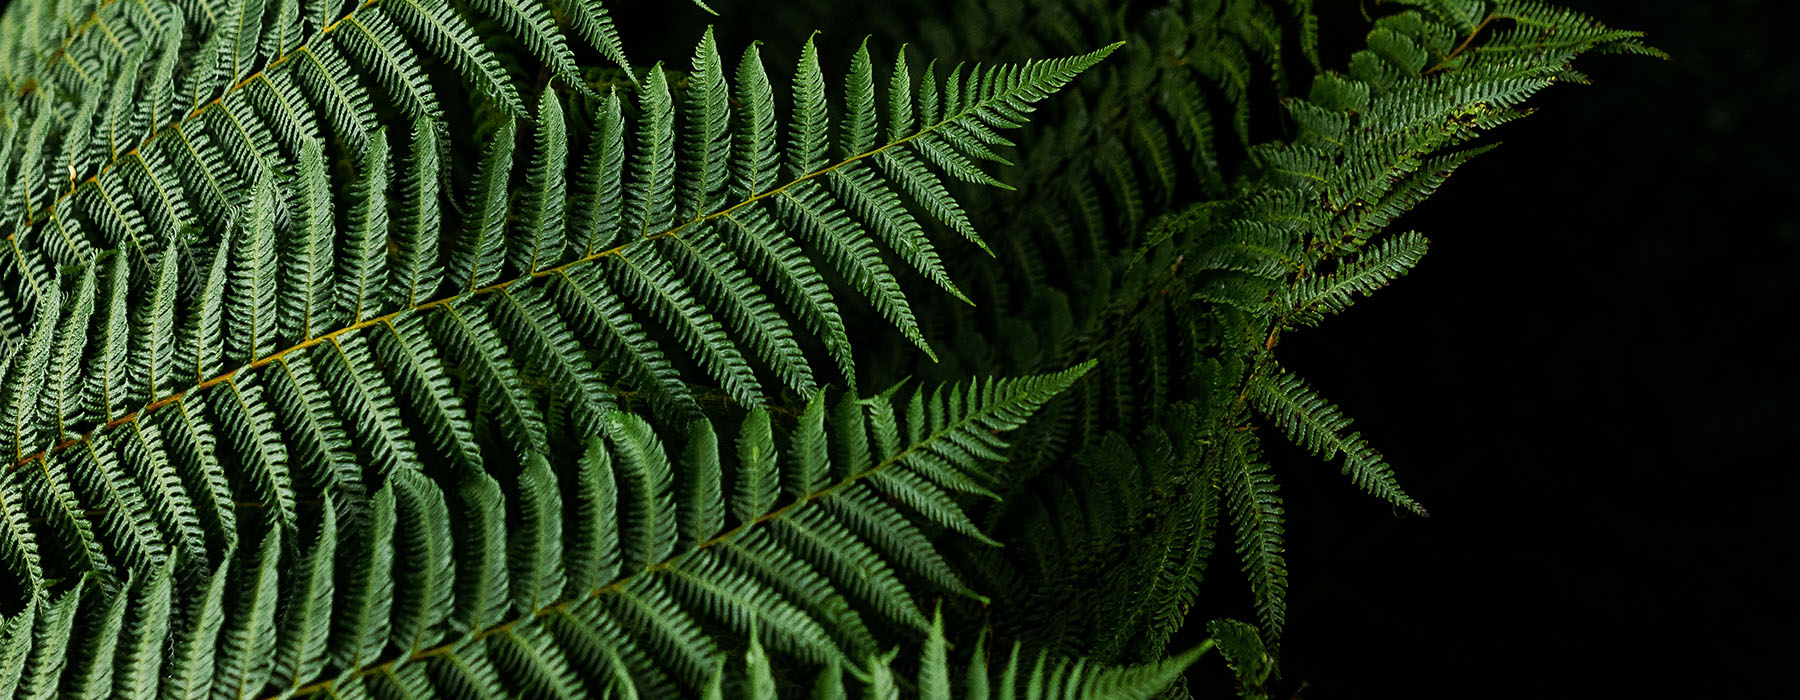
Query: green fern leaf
1247,368,1426,516
388,468,456,654
512,454,568,613
1280,231,1428,326
272,498,335,690
61,574,127,700
333,480,395,668
213,527,282,699
513,87,569,275
283,140,336,341
680,417,724,545
15,582,79,700
386,0,526,118
162,553,231,699
1216,428,1287,649
452,118,515,292
109,564,171,700
14,365,1081,696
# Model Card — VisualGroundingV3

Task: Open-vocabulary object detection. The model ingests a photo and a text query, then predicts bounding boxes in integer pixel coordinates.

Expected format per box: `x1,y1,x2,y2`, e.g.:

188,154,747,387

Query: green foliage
0,367,1094,698
0,0,1652,697
851,0,1656,667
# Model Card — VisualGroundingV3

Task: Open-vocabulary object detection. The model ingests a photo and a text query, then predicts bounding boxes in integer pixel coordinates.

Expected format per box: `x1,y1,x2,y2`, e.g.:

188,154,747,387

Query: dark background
1270,1,1798,697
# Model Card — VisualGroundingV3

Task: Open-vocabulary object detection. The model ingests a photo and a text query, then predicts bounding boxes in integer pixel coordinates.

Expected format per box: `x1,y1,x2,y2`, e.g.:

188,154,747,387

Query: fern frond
385,0,525,119
867,0,1653,665
213,527,282,699
109,564,172,700
0,194,1091,690
1247,367,1426,517
1215,427,1287,651
161,552,231,699
387,468,455,654
15,367,1085,697
1207,618,1276,700
280,140,335,342
272,499,335,690
14,582,80,700
1280,230,1428,326
0,34,1110,586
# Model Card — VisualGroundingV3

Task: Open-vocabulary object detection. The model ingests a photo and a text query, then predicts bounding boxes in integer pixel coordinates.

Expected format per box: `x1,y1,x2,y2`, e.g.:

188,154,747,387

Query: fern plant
0,0,1654,697
814,0,1658,677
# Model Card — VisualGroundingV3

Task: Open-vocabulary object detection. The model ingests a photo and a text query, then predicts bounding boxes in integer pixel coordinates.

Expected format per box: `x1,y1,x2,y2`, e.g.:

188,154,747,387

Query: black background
1267,1,1798,697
